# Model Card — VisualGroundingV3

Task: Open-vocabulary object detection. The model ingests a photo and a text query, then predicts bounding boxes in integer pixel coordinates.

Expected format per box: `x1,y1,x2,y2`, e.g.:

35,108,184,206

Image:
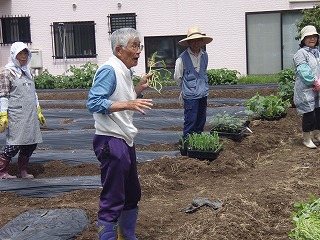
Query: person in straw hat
174,26,213,153
293,25,320,148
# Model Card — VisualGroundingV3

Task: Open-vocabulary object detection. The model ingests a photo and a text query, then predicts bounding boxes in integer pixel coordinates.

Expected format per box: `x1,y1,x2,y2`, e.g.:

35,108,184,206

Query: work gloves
0,112,8,133
313,78,320,91
37,106,47,126
0,96,46,131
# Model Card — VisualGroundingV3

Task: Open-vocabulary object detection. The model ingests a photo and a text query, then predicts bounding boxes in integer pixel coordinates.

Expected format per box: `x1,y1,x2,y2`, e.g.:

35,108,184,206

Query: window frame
51,21,97,59
108,13,137,34
0,15,31,45
144,35,207,73
245,9,302,75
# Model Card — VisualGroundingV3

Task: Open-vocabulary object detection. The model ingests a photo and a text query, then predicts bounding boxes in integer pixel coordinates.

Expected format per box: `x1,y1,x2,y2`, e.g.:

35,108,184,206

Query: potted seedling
209,113,251,141
244,93,291,121
184,132,225,161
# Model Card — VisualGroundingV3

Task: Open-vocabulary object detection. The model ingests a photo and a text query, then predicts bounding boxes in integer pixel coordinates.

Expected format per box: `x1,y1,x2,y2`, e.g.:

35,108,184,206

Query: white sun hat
178,26,213,47
300,25,319,42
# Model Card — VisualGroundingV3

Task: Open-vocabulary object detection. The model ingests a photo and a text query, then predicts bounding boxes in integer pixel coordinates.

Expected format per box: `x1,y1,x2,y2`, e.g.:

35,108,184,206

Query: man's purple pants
93,135,141,222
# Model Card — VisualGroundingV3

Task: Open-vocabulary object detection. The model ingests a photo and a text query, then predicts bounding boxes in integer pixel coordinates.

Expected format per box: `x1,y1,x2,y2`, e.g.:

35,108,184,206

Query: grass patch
238,74,279,84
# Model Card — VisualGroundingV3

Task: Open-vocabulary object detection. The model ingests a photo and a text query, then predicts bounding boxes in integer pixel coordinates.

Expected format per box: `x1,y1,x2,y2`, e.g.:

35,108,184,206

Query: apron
6,73,42,145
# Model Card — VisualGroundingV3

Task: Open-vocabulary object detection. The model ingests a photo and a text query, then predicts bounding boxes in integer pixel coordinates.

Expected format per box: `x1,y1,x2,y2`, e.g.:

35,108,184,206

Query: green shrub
277,68,295,102
35,62,98,89
34,70,56,89
295,4,320,41
244,93,291,119
206,68,239,85
65,62,98,89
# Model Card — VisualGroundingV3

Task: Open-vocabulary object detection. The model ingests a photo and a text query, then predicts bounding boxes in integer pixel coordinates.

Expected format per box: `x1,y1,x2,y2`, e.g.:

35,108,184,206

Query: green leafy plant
244,93,291,120
289,195,320,239
277,68,295,102
209,113,248,133
187,132,225,152
66,62,98,89
34,69,56,89
34,62,98,89
147,51,172,93
295,4,320,40
206,68,240,85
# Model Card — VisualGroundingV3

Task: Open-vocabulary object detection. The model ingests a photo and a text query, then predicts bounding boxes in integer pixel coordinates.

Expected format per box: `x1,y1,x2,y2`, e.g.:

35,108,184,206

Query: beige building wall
0,0,319,77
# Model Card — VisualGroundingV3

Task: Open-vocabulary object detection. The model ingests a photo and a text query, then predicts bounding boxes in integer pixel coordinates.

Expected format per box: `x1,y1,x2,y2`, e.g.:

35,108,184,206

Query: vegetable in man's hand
146,51,172,93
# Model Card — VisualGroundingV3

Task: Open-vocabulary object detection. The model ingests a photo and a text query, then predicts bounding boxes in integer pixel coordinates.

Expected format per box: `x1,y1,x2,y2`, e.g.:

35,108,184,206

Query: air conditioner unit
30,49,43,68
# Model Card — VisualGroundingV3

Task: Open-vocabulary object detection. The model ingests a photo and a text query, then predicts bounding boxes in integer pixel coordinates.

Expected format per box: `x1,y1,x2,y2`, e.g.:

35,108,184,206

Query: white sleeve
0,97,8,112
174,57,184,87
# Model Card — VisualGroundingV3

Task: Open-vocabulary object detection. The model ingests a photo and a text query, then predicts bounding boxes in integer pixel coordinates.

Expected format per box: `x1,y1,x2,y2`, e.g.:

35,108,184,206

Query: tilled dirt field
1,86,319,240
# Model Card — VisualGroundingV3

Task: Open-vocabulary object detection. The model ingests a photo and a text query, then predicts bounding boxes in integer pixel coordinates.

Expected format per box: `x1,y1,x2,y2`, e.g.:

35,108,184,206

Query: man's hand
135,73,154,95
127,99,153,115
37,106,47,126
0,112,8,133
110,99,153,115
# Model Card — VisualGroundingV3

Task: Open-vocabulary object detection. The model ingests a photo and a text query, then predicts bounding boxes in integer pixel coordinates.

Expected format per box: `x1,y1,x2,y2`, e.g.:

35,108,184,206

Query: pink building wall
0,0,319,77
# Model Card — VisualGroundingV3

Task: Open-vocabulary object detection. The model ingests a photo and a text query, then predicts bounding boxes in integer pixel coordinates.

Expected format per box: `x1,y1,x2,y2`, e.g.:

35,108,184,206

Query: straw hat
300,25,319,42
178,26,213,46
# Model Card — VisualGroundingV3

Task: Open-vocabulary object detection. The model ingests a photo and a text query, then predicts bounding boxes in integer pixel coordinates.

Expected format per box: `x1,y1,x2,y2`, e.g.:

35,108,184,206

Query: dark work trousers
1,144,37,158
183,96,207,138
302,107,320,132
93,134,141,223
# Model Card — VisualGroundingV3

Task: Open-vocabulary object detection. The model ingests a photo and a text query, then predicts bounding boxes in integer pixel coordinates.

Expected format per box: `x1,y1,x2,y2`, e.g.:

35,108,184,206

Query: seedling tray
187,149,221,161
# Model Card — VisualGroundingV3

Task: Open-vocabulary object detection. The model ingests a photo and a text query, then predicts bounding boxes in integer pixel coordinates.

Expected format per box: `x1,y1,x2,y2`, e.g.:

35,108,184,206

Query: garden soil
1,87,320,240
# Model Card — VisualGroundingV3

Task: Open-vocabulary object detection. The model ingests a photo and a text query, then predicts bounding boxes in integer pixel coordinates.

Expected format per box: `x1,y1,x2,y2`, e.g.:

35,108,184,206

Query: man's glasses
125,44,144,52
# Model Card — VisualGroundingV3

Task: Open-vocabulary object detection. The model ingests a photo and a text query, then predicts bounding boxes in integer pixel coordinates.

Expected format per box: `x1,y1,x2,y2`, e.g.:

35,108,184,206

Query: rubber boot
0,155,16,179
118,208,138,240
312,130,320,143
98,219,118,240
17,155,34,178
303,132,317,149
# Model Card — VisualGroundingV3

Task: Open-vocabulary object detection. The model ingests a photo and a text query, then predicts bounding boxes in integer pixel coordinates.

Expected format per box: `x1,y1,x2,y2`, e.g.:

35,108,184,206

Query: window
0,15,31,45
51,21,96,59
144,35,188,72
108,13,136,34
246,10,302,74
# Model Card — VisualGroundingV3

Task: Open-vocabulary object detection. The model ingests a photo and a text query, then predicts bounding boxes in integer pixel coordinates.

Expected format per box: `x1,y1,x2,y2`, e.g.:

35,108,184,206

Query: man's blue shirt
87,65,116,114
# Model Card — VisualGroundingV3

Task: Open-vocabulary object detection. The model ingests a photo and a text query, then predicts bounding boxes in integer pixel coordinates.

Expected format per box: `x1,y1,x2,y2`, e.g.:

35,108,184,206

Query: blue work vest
180,50,209,99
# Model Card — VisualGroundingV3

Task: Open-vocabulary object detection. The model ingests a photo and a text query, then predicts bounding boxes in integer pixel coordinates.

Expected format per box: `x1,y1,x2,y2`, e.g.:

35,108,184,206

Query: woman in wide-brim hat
178,26,213,47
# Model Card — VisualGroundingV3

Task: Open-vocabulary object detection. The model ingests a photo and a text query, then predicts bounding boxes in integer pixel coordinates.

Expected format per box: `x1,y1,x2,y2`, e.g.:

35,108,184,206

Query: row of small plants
34,62,99,89
180,92,291,159
33,61,293,90
34,64,241,89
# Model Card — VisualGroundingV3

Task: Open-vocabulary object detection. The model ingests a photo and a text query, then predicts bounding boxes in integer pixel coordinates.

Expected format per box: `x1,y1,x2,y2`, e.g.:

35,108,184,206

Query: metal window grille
51,21,97,59
0,15,31,45
108,13,137,34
